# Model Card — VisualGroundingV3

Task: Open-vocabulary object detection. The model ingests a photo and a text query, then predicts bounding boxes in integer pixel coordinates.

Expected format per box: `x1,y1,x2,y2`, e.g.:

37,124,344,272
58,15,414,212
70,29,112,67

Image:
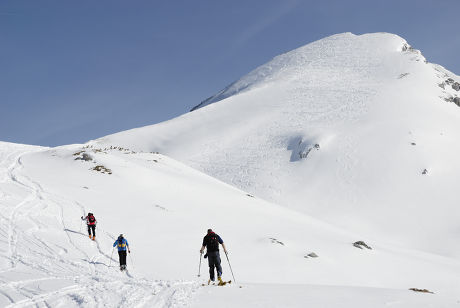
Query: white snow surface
1,32,460,307
95,32,460,255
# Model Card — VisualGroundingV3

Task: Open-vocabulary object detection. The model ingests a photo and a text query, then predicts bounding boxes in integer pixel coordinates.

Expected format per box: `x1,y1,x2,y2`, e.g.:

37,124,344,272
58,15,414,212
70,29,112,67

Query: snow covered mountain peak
2,32,460,306
93,32,460,259
192,32,418,111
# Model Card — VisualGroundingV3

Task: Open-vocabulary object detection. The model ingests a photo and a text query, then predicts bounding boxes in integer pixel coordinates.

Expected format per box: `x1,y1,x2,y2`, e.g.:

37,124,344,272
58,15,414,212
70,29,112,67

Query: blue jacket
113,238,129,251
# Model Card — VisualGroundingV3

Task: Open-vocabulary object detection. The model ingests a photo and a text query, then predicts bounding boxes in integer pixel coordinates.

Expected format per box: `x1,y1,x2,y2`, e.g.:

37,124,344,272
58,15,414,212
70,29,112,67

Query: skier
113,234,130,271
200,229,227,285
81,212,97,240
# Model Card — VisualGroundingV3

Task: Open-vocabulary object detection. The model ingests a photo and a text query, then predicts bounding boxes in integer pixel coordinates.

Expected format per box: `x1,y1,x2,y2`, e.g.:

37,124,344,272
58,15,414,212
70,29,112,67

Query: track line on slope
1,149,204,307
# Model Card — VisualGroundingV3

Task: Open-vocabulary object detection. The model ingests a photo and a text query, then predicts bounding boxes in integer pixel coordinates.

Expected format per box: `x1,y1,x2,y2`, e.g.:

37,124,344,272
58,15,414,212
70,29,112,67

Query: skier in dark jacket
200,229,227,284
113,234,130,271
81,213,97,240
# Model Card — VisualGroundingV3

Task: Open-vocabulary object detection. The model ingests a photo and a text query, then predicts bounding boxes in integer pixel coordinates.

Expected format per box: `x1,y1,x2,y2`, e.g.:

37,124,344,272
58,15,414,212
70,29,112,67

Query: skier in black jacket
200,229,227,284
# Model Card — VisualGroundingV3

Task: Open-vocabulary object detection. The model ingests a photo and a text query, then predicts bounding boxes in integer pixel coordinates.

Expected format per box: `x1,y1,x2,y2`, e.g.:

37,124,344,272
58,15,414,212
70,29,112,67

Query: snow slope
92,32,460,257
1,141,460,307
0,142,200,307
193,283,459,308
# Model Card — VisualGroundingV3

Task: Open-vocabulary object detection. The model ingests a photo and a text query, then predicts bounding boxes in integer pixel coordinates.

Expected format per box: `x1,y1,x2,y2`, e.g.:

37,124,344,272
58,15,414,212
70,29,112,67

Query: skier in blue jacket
113,234,130,271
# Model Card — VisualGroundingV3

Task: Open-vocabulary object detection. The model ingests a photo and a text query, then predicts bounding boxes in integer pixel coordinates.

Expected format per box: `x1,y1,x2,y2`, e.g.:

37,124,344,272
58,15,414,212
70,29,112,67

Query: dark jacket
202,232,223,253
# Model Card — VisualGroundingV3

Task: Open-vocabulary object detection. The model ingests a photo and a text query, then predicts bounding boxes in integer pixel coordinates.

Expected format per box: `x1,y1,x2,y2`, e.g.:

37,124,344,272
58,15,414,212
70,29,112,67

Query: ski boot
217,277,225,286
92,235,96,241
88,234,92,239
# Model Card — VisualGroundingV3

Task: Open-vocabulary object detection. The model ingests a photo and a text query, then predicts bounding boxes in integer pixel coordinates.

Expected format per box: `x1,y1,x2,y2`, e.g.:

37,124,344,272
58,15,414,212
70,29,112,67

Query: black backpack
207,233,219,252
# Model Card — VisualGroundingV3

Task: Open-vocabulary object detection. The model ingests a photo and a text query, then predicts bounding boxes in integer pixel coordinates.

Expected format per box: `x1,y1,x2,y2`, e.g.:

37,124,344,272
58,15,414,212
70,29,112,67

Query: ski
201,280,231,287
218,280,232,286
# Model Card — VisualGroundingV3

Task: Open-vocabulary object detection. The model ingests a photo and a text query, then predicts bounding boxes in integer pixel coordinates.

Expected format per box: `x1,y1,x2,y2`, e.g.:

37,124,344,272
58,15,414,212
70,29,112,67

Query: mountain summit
93,32,460,255
192,32,418,110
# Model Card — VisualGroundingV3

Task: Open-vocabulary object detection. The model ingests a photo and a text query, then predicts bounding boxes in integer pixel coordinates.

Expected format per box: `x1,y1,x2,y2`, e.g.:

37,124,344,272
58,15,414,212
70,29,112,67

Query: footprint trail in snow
0,143,199,307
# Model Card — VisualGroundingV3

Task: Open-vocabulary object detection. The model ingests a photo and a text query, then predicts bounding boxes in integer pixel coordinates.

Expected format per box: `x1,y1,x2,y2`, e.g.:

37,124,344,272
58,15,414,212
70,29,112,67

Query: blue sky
1,0,459,146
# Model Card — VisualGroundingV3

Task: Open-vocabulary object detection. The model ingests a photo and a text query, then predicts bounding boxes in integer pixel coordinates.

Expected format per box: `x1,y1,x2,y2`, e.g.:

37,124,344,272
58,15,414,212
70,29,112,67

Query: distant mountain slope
91,33,460,257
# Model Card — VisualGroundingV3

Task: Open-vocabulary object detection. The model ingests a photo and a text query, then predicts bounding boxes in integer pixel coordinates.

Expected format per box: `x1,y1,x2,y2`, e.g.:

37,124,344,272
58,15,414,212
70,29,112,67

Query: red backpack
88,214,96,224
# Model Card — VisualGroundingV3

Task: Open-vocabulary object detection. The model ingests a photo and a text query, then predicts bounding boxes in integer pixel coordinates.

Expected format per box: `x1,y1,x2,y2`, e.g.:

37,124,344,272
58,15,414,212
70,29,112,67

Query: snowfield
1,32,460,307
94,32,460,257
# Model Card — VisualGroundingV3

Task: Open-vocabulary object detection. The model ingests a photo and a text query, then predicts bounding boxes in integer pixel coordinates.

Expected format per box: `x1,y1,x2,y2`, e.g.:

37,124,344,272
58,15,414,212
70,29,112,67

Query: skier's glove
204,253,208,259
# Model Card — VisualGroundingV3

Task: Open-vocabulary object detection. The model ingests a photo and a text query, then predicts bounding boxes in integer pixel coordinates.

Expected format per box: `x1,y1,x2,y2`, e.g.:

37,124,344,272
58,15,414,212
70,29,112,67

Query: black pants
207,251,222,281
87,225,96,237
118,251,127,266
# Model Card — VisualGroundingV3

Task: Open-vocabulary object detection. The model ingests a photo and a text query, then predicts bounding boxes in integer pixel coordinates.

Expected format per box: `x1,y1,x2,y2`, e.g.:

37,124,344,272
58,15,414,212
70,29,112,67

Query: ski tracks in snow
0,147,200,307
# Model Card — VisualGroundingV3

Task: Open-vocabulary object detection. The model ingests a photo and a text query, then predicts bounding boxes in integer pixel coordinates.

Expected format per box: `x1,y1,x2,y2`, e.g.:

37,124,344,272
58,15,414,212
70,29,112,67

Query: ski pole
225,252,236,282
198,252,202,277
109,247,114,267
129,251,134,270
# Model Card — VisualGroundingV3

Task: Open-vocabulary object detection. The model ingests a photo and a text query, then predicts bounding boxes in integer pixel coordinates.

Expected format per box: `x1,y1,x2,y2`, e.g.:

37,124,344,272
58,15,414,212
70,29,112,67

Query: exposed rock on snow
443,78,460,91
454,97,460,106
353,241,372,250
269,238,285,246
288,137,320,162
409,288,434,294
304,252,318,258
74,153,93,161
445,95,460,106
401,43,416,53
92,165,112,174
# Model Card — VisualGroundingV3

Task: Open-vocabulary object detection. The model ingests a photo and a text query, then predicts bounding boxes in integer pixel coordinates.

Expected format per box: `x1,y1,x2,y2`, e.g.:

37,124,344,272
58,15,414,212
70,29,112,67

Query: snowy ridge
192,32,415,110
